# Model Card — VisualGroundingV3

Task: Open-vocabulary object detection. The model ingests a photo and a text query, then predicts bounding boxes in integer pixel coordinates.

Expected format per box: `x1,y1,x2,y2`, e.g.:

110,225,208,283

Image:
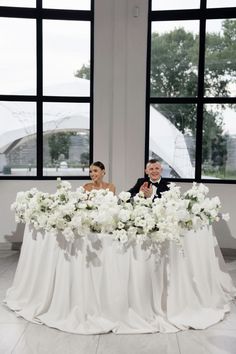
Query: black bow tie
151,182,159,187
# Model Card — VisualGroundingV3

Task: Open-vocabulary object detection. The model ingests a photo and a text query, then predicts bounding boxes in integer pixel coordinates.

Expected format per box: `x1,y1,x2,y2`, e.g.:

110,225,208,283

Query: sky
152,19,227,35
221,108,236,135
0,0,90,10
152,0,236,11
0,17,90,94
1,0,235,10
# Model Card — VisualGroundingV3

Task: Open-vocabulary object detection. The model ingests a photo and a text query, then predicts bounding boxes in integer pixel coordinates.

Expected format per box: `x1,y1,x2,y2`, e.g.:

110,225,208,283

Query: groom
128,159,169,199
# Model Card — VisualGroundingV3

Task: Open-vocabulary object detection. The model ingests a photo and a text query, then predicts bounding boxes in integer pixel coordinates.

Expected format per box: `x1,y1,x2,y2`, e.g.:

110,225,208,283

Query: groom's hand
140,182,152,198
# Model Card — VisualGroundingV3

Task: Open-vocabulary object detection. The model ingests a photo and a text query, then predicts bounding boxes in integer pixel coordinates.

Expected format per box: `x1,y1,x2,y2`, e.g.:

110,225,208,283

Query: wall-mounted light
133,6,140,18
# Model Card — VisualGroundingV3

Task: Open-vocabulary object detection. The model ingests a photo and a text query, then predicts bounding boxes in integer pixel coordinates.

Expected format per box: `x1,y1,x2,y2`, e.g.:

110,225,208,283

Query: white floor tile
0,323,27,354
208,302,236,330
0,303,27,324
12,323,99,354
177,329,236,354
97,333,180,354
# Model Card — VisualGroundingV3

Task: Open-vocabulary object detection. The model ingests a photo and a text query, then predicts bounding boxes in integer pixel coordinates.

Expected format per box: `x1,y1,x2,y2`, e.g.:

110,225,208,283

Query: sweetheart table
4,224,236,334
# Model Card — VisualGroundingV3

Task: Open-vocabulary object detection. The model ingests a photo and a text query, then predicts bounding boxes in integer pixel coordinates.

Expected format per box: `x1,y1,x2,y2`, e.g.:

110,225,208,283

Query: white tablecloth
4,224,236,334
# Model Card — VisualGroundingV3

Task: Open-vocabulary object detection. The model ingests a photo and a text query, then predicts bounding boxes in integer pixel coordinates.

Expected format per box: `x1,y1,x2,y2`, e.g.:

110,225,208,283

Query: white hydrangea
118,209,131,223
113,229,128,244
11,180,229,250
118,191,131,203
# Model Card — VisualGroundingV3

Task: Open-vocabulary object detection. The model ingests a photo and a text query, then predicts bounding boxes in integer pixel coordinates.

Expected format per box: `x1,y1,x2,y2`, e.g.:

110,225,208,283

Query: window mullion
195,15,206,181
36,11,43,178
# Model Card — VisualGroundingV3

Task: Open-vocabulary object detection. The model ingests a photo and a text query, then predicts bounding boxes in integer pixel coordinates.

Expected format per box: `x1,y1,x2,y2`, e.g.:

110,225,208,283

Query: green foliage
151,29,199,138
151,20,236,168
3,165,11,174
151,28,198,97
80,151,89,165
74,63,90,80
48,132,74,163
205,20,236,96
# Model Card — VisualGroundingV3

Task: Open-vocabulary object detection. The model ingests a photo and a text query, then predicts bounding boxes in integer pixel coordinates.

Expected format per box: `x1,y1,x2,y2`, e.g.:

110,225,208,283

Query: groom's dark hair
147,159,159,165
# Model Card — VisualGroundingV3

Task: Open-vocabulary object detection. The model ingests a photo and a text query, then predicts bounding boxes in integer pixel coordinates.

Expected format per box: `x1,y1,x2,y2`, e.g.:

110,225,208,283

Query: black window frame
146,0,236,184
0,0,94,180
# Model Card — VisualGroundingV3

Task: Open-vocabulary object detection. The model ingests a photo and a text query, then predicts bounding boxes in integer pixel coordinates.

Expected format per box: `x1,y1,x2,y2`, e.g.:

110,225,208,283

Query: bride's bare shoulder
83,183,93,191
107,183,116,193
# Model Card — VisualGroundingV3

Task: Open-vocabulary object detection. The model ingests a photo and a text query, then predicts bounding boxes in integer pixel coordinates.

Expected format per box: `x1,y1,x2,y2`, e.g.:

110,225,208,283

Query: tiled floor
0,250,236,354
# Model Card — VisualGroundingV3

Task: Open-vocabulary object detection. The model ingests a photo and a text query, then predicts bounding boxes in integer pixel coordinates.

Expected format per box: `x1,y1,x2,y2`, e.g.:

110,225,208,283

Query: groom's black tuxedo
128,177,169,199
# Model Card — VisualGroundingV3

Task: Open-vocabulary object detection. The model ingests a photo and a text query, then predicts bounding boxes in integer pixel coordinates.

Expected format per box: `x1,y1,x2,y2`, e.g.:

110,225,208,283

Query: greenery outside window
147,0,236,182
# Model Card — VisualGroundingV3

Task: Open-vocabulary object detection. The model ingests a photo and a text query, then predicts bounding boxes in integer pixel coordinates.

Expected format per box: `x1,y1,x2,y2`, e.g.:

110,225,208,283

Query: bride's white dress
4,224,236,334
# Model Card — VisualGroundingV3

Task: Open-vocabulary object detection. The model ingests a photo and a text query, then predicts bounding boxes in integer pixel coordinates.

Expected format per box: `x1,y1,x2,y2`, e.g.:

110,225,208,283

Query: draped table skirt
4,224,236,334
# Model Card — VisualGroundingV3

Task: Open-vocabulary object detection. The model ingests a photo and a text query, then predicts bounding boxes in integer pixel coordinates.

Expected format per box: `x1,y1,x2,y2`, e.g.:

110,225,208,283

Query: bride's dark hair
92,161,105,170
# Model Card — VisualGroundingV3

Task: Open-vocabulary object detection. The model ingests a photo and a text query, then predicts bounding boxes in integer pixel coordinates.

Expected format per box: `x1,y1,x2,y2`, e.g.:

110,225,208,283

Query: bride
83,161,116,194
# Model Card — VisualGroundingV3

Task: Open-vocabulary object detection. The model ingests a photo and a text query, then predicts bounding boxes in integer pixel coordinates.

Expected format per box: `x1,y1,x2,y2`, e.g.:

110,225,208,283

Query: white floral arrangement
11,180,229,248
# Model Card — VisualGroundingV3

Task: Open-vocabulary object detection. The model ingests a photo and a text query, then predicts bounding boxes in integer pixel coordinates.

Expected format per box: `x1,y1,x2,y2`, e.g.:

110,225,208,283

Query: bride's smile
89,165,105,184
83,161,116,194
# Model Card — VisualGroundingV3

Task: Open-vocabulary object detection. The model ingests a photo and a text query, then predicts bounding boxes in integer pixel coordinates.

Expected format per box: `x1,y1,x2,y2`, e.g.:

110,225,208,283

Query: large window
147,1,236,181
0,0,93,178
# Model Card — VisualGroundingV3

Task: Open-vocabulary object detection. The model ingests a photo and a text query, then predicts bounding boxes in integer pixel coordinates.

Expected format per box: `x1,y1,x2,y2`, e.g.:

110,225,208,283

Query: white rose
119,209,131,223
191,203,201,214
118,191,131,202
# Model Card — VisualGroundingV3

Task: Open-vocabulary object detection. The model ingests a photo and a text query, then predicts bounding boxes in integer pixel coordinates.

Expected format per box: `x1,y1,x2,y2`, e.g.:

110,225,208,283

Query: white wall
0,0,236,249
94,0,147,191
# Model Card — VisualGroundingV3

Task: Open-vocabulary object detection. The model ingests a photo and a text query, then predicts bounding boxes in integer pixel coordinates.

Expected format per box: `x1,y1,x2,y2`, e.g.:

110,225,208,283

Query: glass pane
152,0,200,11
0,18,36,95
43,20,90,96
202,104,236,180
43,0,90,10
149,104,196,178
151,21,199,97
0,0,35,7
43,102,90,176
207,0,236,8
205,19,236,97
0,101,36,176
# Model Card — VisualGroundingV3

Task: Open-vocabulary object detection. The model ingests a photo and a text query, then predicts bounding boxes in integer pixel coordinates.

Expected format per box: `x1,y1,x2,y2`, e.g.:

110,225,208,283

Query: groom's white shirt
150,178,161,199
